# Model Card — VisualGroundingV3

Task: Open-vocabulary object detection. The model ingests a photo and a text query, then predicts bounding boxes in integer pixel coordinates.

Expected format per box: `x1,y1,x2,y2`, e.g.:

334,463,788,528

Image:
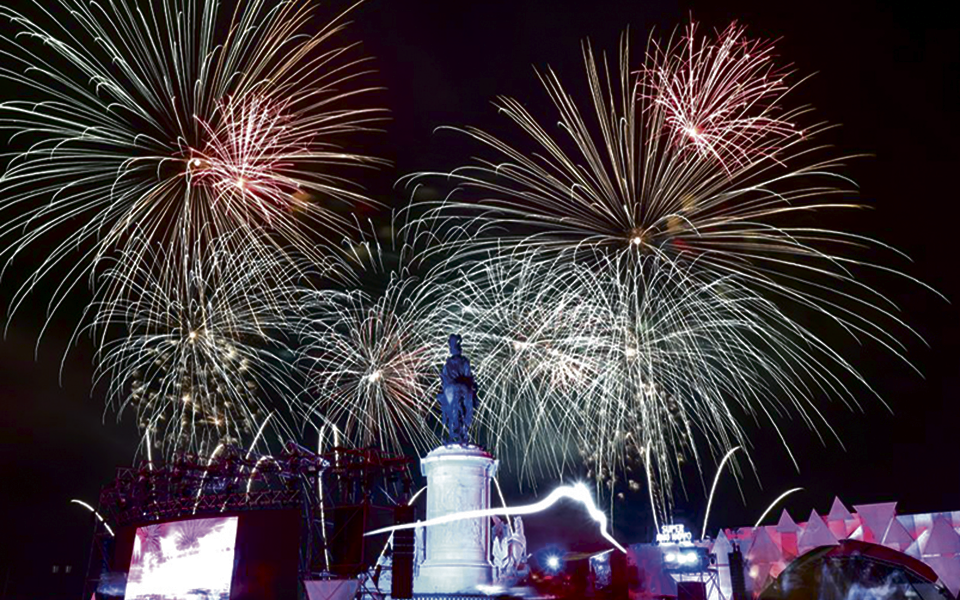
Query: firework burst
432,258,602,477
300,238,447,454
410,28,924,509
0,0,384,329
642,21,804,172
93,242,309,458
437,252,830,506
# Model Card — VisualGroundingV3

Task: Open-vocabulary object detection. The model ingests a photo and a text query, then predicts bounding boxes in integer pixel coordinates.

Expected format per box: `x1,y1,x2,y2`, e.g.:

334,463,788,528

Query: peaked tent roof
854,502,898,541
713,530,733,560
924,555,960,597
748,527,783,564
920,515,960,556
777,509,801,534
883,517,917,552
827,497,854,521
798,509,838,549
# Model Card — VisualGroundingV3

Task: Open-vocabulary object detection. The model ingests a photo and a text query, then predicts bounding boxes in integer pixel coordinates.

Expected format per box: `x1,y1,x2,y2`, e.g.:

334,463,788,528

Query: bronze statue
437,334,479,444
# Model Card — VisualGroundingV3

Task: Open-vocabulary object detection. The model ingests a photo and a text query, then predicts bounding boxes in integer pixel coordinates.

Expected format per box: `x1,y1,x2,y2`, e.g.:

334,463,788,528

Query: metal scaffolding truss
85,442,414,597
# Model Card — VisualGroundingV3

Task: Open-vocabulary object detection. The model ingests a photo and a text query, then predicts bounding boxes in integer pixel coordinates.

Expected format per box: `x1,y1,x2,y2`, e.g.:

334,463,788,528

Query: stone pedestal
415,445,498,595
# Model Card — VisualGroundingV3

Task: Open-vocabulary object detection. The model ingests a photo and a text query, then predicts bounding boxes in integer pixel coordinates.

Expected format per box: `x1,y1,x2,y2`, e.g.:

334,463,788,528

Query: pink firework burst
191,95,311,225
642,21,804,172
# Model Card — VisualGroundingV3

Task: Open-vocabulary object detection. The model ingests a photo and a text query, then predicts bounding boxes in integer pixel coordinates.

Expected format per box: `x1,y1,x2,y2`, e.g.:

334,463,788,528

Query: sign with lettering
656,524,692,545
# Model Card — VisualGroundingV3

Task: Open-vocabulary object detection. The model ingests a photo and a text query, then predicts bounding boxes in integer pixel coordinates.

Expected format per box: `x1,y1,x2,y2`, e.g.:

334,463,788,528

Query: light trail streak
244,456,277,496
753,487,804,528
145,429,153,470
645,442,660,533
701,446,742,539
317,425,333,571
245,414,274,459
493,476,514,535
365,483,626,553
70,499,115,537
193,443,225,514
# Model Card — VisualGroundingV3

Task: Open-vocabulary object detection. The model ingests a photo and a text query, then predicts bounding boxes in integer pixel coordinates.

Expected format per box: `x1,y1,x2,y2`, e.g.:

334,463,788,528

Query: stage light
546,555,561,571
662,546,710,572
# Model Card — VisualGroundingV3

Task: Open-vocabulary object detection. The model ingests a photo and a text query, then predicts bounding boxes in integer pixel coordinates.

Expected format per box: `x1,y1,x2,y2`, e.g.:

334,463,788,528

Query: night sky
1,0,957,593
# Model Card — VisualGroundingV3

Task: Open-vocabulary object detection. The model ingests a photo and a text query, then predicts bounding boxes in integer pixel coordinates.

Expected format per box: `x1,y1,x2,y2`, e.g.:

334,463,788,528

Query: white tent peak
853,502,897,542
776,509,801,534
921,514,960,556
798,509,838,549
827,497,854,521
747,527,782,564
882,517,915,552
713,530,733,559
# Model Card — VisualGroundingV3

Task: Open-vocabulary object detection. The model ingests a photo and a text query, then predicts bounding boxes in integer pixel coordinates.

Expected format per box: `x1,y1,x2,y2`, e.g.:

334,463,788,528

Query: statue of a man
438,334,479,444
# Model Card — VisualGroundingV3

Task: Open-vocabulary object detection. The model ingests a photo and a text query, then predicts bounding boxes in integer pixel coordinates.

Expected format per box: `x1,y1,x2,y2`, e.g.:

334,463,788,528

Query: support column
415,445,498,595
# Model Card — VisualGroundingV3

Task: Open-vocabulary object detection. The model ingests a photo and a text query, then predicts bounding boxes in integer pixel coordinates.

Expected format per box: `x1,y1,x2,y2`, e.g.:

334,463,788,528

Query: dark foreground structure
590,499,958,600
760,540,947,600
83,444,413,600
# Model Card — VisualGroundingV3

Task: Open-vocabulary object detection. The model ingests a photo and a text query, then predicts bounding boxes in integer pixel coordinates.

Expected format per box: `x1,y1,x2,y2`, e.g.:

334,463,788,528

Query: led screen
125,516,239,600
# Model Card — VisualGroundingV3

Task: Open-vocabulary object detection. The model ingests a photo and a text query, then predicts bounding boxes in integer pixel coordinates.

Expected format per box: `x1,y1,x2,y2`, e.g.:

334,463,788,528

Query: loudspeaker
609,549,628,600
391,505,416,599
327,505,368,576
678,581,707,600
728,543,747,600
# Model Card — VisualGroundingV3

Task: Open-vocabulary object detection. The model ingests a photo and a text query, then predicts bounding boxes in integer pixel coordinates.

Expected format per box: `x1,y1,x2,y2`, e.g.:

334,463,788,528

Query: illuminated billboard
125,516,238,600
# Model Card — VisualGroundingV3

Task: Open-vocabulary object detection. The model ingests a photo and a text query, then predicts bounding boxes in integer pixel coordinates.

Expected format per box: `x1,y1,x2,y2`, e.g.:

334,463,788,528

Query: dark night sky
0,0,958,590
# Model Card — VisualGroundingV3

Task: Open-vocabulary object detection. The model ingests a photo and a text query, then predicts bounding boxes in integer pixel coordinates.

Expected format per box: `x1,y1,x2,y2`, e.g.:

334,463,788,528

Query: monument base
414,561,495,595
414,445,497,596
413,595,491,600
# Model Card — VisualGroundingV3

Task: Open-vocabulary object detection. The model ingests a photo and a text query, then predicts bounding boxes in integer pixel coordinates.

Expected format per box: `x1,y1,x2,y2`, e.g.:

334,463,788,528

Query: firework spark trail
407,27,930,508
92,240,311,458
431,258,602,478
299,232,450,454
0,0,385,336
70,499,115,536
433,247,852,508
641,22,804,173
365,482,626,553
753,487,804,529
701,446,741,539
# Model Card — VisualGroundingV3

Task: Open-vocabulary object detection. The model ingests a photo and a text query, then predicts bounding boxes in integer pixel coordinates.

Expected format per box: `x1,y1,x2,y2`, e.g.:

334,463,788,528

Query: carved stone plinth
414,445,498,595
